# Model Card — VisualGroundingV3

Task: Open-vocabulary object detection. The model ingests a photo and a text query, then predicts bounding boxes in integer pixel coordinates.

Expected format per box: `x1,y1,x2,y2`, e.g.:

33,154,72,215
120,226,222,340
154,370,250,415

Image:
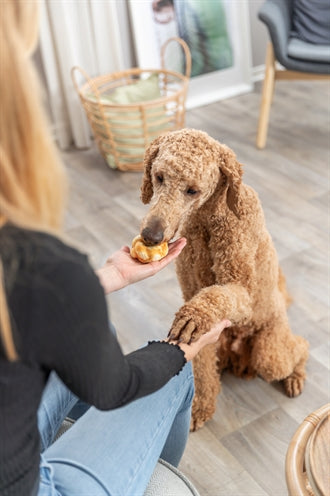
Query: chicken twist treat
130,235,169,263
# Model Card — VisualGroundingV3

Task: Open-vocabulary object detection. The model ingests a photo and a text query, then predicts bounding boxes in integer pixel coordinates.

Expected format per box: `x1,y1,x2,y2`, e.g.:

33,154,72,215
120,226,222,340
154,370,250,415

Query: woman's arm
31,251,229,411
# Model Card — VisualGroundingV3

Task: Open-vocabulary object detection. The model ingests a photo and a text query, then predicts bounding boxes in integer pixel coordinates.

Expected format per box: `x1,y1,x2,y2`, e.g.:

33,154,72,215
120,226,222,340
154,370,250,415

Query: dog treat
130,235,168,263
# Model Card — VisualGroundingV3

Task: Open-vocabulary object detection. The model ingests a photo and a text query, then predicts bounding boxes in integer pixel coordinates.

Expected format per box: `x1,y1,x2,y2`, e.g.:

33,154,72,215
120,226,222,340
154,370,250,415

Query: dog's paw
283,373,305,397
168,306,210,344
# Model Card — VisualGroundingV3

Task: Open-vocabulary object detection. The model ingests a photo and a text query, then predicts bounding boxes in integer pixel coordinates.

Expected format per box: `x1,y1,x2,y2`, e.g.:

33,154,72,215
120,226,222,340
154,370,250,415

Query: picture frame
129,0,253,109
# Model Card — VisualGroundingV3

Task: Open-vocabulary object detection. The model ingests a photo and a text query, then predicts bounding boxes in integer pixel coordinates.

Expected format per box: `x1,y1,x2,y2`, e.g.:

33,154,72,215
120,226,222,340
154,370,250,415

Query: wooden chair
285,403,330,496
256,0,330,149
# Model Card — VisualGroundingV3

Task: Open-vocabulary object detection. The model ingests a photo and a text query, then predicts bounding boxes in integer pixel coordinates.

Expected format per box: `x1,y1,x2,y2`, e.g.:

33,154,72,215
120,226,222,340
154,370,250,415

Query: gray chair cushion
288,38,330,63
258,0,330,74
144,459,200,496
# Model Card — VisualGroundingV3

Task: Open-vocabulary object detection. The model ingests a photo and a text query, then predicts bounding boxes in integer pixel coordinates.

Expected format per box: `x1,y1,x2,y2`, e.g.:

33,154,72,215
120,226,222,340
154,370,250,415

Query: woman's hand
96,238,186,294
167,320,231,362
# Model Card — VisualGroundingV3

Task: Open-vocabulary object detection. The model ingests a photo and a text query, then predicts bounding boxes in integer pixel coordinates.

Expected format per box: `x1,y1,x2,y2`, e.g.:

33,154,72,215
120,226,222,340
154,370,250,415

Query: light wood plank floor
61,80,329,496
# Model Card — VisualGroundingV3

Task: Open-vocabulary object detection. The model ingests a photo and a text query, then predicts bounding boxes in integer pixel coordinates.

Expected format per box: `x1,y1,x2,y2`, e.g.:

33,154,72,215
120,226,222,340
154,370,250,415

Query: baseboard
252,62,288,83
252,64,265,82
186,82,253,110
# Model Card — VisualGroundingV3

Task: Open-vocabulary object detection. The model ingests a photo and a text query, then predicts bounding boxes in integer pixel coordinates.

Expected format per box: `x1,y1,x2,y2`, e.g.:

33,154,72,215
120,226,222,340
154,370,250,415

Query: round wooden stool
285,403,330,496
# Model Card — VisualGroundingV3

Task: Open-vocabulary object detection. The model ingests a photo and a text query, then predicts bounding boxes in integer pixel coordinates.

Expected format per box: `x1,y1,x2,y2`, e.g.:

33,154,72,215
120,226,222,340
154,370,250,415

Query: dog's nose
141,226,164,246
141,217,165,245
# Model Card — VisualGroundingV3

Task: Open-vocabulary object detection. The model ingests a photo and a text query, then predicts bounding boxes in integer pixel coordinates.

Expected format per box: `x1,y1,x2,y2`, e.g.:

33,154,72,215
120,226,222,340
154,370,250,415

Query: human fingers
155,237,186,264
198,320,232,346
169,320,231,362
167,237,187,253
147,238,186,273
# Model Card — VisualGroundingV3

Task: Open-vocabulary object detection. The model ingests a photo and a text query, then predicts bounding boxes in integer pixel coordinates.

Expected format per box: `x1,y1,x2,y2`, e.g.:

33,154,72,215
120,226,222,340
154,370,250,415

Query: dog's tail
278,267,292,307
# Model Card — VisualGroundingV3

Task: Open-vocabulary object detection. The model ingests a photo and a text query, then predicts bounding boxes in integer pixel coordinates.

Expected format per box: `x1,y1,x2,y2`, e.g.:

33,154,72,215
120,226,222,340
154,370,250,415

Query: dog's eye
156,174,164,184
186,187,198,195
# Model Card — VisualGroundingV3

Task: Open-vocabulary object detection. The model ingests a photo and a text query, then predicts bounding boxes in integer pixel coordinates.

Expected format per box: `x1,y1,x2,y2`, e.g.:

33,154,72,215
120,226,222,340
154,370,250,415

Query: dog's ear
140,134,165,204
219,144,243,218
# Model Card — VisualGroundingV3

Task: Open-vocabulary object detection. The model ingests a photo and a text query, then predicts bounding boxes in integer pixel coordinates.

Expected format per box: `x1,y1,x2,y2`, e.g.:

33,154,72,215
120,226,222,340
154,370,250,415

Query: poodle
139,128,309,431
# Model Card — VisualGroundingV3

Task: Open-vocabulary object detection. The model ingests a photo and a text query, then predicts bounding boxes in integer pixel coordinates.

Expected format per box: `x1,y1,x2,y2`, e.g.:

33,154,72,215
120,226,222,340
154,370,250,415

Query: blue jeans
37,363,194,496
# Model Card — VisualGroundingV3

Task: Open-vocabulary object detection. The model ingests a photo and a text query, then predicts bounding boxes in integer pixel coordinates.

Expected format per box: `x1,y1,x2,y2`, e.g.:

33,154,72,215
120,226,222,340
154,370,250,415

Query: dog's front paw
168,305,210,344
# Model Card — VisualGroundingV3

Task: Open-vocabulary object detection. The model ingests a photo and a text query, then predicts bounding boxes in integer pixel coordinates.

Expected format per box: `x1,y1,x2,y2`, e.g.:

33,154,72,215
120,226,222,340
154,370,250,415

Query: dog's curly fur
139,128,309,431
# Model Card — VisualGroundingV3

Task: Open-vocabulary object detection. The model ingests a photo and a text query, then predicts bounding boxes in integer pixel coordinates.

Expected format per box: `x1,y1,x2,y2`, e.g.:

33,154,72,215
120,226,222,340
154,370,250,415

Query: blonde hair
0,1,68,360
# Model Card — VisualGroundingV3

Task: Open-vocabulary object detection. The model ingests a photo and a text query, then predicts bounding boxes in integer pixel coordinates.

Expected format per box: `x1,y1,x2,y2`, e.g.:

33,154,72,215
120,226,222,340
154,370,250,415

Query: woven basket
71,37,191,172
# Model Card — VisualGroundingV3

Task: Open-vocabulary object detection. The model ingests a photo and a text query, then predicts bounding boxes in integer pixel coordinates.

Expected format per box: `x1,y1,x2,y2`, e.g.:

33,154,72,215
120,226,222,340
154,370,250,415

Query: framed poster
129,0,253,109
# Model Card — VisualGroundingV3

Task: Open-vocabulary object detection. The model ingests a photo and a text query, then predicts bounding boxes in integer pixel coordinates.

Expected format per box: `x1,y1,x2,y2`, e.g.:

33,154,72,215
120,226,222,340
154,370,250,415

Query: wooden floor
61,80,329,496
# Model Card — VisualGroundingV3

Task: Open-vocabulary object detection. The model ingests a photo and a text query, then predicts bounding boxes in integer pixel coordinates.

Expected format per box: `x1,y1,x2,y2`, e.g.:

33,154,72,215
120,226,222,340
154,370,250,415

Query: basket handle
71,65,109,134
160,37,191,79
71,65,102,100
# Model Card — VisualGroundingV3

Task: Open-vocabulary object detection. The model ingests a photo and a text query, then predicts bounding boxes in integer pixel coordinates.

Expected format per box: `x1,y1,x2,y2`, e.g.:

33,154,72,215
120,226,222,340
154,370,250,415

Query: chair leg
256,43,276,149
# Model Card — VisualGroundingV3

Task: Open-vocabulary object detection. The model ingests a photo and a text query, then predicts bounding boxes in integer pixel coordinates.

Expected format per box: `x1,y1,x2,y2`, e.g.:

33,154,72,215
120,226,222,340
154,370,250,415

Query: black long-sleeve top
0,225,186,496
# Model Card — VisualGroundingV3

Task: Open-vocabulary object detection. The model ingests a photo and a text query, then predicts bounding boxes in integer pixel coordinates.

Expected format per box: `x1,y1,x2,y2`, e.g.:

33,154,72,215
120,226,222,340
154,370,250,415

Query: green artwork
175,0,233,77
152,0,233,78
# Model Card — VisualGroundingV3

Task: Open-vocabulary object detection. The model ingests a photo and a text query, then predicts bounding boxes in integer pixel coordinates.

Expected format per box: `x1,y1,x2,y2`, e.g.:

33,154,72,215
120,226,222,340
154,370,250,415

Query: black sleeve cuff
147,340,187,375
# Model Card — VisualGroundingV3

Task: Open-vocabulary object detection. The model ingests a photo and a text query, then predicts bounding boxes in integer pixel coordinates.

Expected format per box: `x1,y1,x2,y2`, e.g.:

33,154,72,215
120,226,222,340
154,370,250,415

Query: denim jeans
37,362,194,496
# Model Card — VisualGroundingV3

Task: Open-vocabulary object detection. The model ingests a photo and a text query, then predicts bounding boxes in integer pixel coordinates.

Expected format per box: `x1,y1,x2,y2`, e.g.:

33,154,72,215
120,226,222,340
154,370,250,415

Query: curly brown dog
139,128,309,431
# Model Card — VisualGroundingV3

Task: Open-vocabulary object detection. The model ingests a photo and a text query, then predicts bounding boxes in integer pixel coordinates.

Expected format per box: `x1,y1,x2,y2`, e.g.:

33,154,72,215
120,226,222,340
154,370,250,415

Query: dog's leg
168,283,252,343
190,343,220,431
251,320,309,397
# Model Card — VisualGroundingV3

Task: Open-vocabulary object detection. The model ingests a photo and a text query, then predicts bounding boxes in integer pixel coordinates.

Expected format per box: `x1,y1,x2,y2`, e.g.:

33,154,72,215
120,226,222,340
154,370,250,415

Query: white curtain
39,0,134,150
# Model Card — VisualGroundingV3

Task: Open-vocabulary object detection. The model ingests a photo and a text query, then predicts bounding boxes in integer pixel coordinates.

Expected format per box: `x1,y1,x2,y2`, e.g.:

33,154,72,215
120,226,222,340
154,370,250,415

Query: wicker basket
71,37,191,172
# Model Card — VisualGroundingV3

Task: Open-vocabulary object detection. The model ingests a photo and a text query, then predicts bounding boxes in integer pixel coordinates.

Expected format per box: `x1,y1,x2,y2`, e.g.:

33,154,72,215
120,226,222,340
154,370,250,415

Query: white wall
248,0,269,69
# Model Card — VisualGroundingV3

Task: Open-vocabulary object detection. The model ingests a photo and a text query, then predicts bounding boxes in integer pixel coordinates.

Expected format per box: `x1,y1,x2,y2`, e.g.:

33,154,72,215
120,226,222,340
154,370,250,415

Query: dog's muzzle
141,217,165,246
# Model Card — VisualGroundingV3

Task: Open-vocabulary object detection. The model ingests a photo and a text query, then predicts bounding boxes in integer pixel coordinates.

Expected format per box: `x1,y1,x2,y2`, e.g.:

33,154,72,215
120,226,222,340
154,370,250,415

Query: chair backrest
258,0,330,73
291,0,330,45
